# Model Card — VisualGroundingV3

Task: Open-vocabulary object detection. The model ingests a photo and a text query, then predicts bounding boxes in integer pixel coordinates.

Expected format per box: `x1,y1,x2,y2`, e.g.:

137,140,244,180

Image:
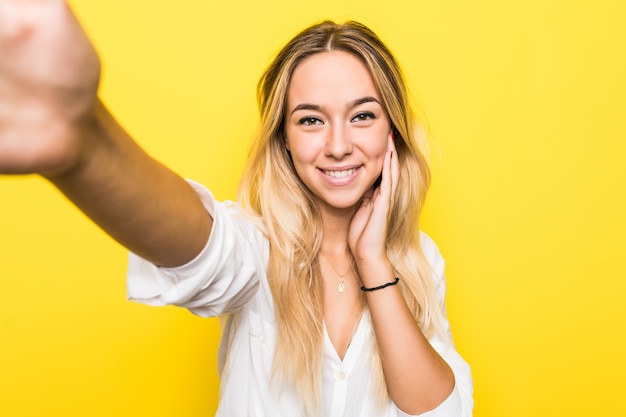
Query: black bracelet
360,277,400,292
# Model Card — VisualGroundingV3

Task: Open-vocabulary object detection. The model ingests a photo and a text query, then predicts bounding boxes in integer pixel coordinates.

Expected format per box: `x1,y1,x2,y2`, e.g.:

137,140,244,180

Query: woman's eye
298,116,323,126
351,112,375,123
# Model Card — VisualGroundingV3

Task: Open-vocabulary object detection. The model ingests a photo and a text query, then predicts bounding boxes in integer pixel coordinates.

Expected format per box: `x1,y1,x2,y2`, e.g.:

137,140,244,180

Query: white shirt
127,181,473,416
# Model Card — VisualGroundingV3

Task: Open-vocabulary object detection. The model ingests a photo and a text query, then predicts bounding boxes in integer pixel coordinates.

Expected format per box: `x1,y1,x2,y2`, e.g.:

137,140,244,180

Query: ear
284,134,290,151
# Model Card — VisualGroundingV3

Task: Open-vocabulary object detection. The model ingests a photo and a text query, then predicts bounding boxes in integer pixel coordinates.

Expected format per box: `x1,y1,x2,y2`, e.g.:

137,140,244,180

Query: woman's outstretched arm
0,0,212,267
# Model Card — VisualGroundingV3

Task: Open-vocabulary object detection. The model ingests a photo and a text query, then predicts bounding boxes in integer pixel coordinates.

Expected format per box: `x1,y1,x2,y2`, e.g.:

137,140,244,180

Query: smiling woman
0,2,472,416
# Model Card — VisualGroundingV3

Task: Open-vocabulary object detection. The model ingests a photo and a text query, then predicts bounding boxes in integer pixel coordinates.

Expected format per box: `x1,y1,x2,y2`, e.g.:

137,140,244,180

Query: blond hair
238,20,447,416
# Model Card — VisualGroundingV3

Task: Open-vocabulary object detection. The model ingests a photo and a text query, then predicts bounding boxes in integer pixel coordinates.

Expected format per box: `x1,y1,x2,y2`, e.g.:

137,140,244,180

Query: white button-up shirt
127,181,473,416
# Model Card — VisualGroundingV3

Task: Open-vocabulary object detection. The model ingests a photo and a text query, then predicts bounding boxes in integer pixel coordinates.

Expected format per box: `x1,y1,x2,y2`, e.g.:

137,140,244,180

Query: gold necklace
320,252,353,293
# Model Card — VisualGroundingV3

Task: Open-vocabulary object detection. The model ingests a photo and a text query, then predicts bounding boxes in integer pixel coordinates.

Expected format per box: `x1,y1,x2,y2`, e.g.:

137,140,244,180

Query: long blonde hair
238,20,447,416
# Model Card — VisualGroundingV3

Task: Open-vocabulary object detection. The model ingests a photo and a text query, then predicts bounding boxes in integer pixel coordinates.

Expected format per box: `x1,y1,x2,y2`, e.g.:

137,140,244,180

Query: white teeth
324,168,356,178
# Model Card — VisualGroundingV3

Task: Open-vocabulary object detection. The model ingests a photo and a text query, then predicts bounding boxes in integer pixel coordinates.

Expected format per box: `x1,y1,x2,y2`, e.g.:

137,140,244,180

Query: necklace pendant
338,282,345,293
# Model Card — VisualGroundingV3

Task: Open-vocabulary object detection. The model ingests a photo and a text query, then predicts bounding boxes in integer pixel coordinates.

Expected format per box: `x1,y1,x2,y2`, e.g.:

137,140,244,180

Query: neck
319,206,353,255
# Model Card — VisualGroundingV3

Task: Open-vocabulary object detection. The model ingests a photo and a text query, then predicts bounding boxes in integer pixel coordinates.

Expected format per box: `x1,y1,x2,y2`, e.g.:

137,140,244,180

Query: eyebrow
290,96,381,115
350,96,380,108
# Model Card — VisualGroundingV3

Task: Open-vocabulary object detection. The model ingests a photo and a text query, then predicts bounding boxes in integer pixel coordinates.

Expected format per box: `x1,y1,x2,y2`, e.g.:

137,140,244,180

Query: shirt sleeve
126,180,266,317
398,233,474,417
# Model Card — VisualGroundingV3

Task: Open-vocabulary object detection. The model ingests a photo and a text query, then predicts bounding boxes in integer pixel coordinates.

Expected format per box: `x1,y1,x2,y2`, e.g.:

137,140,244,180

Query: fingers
389,132,399,199
0,0,64,57
0,0,99,175
380,149,392,196
0,1,20,40
377,132,396,210
0,0,99,89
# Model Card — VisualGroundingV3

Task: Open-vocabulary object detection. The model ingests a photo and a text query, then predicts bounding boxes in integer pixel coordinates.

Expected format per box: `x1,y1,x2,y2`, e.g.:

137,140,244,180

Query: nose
324,123,352,159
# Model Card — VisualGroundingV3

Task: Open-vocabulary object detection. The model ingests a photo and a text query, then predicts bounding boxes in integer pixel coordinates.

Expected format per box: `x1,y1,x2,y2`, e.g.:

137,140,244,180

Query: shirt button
338,371,346,380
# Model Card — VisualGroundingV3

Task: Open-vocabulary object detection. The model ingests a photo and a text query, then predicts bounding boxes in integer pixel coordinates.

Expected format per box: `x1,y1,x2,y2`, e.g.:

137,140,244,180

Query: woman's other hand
348,134,399,273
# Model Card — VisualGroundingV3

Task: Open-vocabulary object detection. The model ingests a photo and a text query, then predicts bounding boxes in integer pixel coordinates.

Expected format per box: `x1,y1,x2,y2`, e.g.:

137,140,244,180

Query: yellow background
1,0,625,415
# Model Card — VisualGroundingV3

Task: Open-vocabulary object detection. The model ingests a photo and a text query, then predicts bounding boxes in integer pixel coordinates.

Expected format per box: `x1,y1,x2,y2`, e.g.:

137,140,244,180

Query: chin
317,192,365,212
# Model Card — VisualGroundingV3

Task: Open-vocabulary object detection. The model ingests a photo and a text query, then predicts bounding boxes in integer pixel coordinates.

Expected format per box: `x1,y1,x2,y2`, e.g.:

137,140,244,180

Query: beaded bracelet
360,277,400,292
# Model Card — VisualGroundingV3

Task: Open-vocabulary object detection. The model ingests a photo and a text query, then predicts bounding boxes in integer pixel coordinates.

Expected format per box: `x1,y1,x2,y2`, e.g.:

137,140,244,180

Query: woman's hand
0,1,211,267
348,134,399,274
0,0,101,176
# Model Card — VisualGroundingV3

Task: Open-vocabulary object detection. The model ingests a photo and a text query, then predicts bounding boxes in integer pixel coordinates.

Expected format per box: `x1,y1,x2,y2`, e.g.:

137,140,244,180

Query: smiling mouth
322,168,358,178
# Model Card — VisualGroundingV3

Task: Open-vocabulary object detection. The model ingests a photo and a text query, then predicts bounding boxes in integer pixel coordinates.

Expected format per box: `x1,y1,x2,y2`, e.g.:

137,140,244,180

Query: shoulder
187,179,266,242
419,231,445,276
419,231,447,302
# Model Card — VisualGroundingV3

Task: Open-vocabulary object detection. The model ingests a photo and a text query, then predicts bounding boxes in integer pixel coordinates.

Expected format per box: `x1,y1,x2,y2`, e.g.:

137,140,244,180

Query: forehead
287,51,379,107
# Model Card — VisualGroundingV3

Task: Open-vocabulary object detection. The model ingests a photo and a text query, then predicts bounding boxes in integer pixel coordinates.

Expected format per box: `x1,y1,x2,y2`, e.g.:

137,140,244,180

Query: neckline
323,310,369,366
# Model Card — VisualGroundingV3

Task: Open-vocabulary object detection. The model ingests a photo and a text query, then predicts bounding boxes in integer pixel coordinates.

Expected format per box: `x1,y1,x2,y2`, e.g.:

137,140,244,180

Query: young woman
0,1,473,416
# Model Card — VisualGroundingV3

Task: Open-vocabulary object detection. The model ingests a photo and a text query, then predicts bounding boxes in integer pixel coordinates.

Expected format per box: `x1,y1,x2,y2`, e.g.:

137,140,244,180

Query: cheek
368,125,391,157
291,145,314,164
288,134,320,164
288,142,316,179
373,140,388,161
371,140,388,174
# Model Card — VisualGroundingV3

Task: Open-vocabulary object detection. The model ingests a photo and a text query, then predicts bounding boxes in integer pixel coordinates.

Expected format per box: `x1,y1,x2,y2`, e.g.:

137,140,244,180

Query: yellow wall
1,0,625,415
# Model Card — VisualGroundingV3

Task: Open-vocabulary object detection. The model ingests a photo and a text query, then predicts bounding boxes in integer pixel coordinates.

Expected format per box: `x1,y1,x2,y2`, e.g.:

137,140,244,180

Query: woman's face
285,51,391,213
